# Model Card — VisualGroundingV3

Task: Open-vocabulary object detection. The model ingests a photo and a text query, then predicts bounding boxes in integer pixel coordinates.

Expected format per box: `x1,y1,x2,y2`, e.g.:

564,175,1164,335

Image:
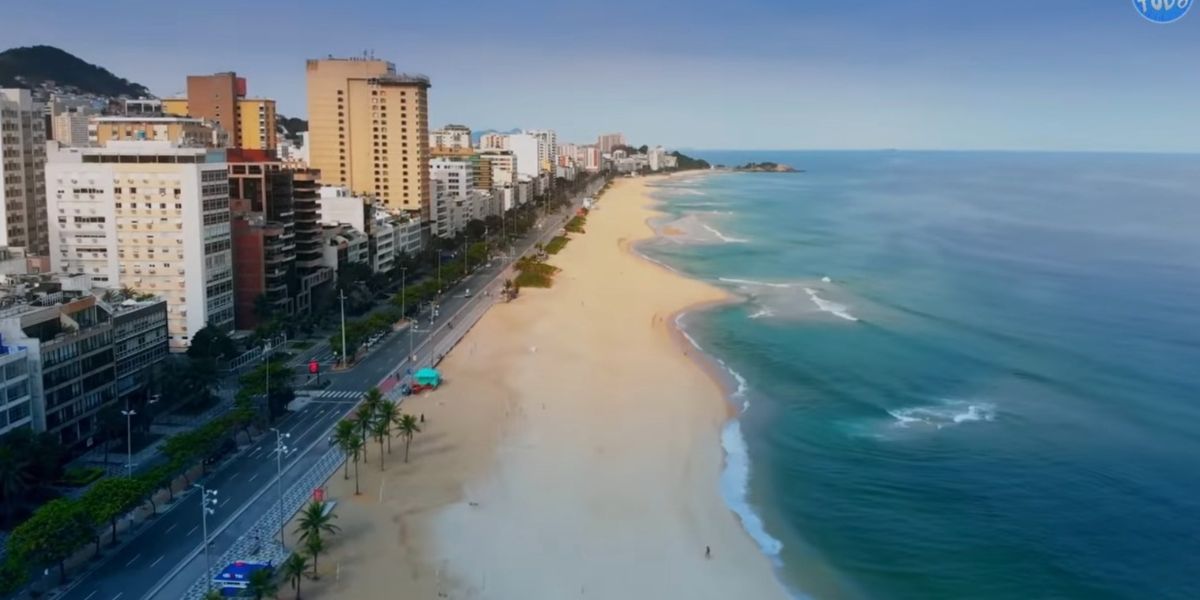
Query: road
55,180,603,600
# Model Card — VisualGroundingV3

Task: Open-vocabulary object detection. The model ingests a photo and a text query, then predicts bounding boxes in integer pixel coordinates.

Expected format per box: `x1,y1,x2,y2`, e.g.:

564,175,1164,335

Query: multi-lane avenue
56,181,602,600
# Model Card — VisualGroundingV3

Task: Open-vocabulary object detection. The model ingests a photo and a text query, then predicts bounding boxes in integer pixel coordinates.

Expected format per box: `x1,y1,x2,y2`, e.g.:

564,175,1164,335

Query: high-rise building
228,150,297,329
431,124,472,151
1,89,49,255
478,132,508,150
597,132,626,154
0,341,34,437
508,133,539,179
305,57,431,217
162,73,278,150
478,150,516,187
528,130,557,174
45,140,235,350
52,110,92,146
582,145,602,172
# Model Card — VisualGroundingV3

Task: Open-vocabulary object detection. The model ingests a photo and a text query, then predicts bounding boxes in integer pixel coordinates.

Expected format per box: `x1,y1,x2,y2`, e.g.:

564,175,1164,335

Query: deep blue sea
641,151,1200,600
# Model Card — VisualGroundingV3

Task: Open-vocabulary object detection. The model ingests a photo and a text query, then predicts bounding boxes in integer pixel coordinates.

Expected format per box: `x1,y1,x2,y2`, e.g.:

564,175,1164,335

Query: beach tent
414,367,441,387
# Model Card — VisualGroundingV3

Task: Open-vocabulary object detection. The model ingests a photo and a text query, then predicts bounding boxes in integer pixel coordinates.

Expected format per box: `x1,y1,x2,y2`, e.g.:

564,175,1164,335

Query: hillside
0,45,149,97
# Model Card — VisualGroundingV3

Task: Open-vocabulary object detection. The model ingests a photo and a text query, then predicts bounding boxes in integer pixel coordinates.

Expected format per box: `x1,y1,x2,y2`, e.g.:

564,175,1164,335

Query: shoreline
303,174,789,600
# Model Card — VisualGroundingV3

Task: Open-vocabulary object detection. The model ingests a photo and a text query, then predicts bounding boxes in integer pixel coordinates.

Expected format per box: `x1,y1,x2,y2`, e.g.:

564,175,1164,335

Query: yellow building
89,116,227,147
158,98,277,151
305,57,431,217
161,98,189,117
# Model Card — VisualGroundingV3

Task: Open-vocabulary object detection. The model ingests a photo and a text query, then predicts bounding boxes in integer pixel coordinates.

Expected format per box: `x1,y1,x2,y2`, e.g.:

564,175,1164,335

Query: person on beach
705,546,711,559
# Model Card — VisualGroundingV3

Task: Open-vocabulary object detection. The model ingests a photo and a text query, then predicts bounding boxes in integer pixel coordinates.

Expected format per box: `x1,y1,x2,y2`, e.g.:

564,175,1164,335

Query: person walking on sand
705,546,711,559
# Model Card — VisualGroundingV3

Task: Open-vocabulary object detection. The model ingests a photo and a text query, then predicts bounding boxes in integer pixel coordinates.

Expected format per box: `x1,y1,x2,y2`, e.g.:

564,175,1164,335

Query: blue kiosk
213,561,273,597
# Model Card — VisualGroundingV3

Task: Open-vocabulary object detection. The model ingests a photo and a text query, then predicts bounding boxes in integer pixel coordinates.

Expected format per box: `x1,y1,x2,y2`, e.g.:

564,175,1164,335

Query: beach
300,176,789,600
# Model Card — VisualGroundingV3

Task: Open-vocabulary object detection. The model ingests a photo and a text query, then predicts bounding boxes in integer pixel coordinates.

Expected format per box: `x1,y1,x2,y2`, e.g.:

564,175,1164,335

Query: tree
81,477,144,551
0,444,32,525
96,404,124,467
202,589,223,600
376,401,398,454
396,413,422,463
187,325,237,362
295,500,340,544
346,434,364,495
333,420,358,480
8,498,93,583
371,415,389,471
247,565,279,600
304,533,325,579
281,552,310,599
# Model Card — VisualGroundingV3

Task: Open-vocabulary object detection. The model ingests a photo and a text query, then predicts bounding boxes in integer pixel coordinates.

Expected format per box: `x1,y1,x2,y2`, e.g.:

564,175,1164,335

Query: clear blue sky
7,0,1198,151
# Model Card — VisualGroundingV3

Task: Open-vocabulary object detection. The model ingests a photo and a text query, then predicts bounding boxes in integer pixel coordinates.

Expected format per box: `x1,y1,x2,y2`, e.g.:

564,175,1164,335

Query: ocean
640,151,1200,600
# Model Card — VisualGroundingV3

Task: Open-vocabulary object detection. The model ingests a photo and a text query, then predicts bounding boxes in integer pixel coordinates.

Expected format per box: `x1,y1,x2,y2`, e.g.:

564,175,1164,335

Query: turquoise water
641,152,1200,600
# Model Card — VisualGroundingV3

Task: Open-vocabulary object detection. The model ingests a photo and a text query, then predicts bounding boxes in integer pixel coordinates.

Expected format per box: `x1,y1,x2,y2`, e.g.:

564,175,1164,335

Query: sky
6,0,1199,152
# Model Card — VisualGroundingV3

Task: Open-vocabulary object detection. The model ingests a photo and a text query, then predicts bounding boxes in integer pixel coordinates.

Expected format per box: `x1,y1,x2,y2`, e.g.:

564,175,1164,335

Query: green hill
0,45,149,97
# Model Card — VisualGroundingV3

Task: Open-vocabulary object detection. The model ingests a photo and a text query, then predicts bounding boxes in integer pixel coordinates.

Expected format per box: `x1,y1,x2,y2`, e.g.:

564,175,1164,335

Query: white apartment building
394,217,423,256
317,185,368,231
1,89,49,255
0,343,34,437
649,145,666,171
430,124,472,150
508,133,539,179
478,132,508,150
528,129,557,175
45,140,235,351
52,111,92,146
430,157,473,198
557,143,578,165
582,146,602,171
478,150,516,187
370,213,396,274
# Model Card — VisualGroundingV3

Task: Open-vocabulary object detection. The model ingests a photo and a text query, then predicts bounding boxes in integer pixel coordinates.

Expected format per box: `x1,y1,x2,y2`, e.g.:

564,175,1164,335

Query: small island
734,162,801,173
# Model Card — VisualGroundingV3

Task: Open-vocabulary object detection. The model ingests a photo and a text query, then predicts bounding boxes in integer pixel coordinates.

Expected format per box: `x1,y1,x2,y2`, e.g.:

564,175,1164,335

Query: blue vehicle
212,561,273,597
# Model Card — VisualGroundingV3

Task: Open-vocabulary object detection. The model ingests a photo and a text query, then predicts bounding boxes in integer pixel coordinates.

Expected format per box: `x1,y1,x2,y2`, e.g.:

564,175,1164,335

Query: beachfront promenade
52,182,600,600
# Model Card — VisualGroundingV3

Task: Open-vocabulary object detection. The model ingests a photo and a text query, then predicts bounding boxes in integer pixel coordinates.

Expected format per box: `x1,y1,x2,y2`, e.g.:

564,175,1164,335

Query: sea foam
701,223,748,244
888,400,997,429
804,287,858,321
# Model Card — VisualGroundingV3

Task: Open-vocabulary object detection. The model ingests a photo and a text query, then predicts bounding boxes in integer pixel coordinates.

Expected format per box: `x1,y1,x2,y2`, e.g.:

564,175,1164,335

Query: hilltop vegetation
0,45,149,97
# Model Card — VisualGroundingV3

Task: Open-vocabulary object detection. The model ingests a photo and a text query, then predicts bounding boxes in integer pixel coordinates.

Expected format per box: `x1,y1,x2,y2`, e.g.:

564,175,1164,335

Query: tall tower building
163,73,278,150
1,89,49,255
305,57,431,218
45,140,235,351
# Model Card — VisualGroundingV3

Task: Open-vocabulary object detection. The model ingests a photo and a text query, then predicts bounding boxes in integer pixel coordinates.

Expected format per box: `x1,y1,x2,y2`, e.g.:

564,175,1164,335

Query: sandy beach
300,176,789,600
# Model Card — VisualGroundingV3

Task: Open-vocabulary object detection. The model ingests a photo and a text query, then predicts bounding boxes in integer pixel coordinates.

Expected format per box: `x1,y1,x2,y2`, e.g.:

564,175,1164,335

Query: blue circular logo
1134,0,1192,23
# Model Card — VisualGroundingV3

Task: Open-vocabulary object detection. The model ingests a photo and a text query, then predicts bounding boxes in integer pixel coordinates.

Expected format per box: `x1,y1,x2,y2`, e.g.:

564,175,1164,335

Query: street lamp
194,484,218,592
270,429,292,548
262,342,272,410
400,267,408,319
120,404,136,478
338,289,348,367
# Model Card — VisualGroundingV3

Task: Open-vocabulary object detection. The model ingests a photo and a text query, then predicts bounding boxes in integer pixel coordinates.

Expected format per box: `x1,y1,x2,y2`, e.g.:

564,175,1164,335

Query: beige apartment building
89,116,228,147
305,57,431,218
161,72,278,151
1,88,49,255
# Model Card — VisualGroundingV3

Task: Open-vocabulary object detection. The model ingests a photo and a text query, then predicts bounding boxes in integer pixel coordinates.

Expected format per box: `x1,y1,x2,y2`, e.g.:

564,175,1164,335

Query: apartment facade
90,116,228,147
305,58,431,217
52,111,91,146
0,342,34,437
1,88,49,255
430,124,471,151
507,133,539,179
111,296,169,403
162,73,278,151
478,133,508,150
228,151,298,328
597,133,626,154
528,129,557,175
45,140,235,350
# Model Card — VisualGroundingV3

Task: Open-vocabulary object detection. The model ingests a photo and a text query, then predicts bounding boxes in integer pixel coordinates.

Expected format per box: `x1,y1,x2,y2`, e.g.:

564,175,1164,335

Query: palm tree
347,434,364,495
304,533,326,579
351,406,371,461
247,566,279,600
376,400,398,454
371,416,389,471
295,500,340,543
281,552,310,599
333,420,358,480
396,413,422,463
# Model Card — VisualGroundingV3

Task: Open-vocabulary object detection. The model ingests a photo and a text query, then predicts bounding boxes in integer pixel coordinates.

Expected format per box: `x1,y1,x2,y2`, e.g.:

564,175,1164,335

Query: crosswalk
311,389,365,400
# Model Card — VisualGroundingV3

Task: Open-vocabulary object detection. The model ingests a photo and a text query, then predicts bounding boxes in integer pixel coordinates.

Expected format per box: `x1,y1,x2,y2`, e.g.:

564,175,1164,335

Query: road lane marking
249,473,259,483
164,523,177,534
111,594,123,600
149,555,164,568
220,497,231,507
187,525,198,536
124,554,141,568
83,592,96,600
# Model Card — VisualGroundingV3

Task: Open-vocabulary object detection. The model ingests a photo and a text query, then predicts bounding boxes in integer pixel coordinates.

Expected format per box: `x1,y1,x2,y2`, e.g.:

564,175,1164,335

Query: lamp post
338,289,348,367
262,342,271,412
194,484,218,592
270,428,291,548
120,403,136,478
400,267,408,319
437,251,442,293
